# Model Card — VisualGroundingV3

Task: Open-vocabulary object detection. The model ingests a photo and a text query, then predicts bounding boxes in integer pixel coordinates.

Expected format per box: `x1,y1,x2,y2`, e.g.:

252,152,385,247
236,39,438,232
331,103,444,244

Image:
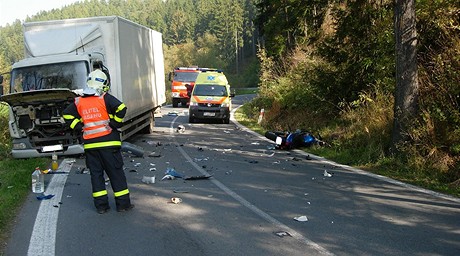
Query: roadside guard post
258,108,265,124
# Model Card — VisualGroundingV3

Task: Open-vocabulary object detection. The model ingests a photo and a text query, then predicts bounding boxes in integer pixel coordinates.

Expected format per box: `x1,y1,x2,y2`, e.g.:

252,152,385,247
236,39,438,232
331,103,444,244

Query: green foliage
255,0,329,58
0,158,49,249
318,0,395,107
253,0,460,192
0,0,259,93
0,104,11,160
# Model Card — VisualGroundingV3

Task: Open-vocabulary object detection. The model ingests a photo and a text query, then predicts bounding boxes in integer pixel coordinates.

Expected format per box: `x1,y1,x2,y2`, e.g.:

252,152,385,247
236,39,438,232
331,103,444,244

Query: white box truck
0,16,166,158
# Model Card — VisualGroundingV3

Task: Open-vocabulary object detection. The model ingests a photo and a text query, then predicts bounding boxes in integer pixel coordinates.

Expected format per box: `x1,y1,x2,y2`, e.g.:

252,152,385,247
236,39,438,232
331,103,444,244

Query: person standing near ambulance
63,69,134,214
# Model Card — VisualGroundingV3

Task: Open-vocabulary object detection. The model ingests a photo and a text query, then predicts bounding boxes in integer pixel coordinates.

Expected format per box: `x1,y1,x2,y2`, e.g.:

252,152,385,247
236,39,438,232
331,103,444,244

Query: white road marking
27,159,75,256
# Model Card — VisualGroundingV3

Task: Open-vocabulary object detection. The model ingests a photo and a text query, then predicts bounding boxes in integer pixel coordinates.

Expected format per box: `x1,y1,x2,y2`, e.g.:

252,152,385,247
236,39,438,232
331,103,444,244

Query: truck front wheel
140,110,155,134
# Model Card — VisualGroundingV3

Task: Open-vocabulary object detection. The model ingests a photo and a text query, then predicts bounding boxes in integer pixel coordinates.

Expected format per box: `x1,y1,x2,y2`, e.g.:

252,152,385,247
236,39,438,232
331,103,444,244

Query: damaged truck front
0,16,166,158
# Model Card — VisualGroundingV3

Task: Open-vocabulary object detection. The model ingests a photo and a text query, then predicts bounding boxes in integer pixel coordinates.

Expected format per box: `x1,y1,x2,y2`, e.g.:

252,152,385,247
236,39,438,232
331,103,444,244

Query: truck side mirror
168,72,172,81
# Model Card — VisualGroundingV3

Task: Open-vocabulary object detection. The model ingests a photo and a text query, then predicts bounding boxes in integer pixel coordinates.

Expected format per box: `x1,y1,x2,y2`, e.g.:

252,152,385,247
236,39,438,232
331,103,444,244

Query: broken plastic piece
171,197,182,204
165,168,184,178
161,174,175,180
294,216,308,222
148,152,162,158
177,124,185,133
274,231,292,237
323,170,333,177
37,194,55,200
142,176,156,184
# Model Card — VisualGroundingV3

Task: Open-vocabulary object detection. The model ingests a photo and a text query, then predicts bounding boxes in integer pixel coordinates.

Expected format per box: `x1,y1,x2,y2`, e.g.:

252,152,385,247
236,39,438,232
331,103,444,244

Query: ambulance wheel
223,117,230,124
189,116,195,123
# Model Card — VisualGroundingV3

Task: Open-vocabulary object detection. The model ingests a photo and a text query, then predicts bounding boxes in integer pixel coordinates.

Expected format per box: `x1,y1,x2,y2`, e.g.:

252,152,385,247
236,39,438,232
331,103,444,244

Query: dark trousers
85,148,131,210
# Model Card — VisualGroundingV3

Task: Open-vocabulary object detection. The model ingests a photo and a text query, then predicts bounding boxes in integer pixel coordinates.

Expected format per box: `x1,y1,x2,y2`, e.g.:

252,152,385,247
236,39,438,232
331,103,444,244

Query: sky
0,0,81,27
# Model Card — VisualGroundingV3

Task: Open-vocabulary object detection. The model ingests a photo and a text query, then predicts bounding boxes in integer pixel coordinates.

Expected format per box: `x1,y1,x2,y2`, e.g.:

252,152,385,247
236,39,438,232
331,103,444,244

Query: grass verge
0,157,49,254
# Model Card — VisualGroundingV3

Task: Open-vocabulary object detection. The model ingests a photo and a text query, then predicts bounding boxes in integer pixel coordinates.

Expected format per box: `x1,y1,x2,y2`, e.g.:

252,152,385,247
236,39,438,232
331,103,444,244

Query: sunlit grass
0,158,49,253
234,87,258,95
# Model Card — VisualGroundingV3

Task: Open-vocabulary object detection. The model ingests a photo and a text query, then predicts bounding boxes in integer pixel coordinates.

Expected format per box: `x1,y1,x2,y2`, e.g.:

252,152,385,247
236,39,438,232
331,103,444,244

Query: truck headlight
189,101,198,106
172,92,180,98
13,142,27,149
220,103,230,108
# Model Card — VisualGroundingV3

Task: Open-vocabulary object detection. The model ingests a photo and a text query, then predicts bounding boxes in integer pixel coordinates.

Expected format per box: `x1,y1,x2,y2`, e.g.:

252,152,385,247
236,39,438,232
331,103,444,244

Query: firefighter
63,69,134,214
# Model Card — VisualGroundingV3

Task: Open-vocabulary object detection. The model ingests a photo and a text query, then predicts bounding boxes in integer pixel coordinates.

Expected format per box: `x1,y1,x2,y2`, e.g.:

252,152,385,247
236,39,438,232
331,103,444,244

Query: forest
0,0,459,195
0,0,260,88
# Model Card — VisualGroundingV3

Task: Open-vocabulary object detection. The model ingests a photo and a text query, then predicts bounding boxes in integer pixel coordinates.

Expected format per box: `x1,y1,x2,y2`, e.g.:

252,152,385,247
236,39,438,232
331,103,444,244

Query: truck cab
1,55,107,158
188,70,234,124
0,16,166,158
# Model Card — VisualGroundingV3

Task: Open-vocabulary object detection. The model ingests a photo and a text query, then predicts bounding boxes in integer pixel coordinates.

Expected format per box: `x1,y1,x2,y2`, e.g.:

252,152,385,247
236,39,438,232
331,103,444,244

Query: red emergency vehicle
169,67,201,107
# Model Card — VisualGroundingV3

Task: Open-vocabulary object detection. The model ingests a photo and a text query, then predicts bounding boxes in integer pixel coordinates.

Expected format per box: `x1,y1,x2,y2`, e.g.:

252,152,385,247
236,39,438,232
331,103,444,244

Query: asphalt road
5,95,460,256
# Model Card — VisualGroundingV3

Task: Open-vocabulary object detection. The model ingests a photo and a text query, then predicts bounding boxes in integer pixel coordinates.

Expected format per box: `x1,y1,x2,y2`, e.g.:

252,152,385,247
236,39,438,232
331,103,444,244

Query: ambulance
188,70,234,124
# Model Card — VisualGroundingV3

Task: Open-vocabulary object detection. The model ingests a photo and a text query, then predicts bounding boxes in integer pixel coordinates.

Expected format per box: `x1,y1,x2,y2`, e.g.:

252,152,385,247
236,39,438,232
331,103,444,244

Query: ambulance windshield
193,84,227,97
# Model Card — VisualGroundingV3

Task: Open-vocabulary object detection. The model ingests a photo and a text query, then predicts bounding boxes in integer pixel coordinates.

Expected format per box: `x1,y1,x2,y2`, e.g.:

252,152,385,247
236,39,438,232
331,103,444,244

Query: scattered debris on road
274,231,292,238
121,141,145,157
36,194,55,200
165,168,184,178
161,174,176,180
171,197,182,204
142,176,156,184
293,216,308,222
176,124,186,133
184,175,212,180
323,170,333,177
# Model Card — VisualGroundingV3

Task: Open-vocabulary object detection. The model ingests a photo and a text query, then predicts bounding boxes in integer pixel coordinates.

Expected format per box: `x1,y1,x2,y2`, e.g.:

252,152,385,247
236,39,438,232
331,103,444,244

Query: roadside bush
0,103,11,160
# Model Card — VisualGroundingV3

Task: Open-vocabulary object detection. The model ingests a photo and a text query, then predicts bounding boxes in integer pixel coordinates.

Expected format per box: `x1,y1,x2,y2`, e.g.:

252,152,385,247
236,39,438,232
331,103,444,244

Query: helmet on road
84,69,108,96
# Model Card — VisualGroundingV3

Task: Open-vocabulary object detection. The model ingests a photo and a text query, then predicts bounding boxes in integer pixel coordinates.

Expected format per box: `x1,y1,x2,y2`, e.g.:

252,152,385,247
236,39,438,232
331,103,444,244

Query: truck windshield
11,61,88,93
193,84,228,97
174,72,199,82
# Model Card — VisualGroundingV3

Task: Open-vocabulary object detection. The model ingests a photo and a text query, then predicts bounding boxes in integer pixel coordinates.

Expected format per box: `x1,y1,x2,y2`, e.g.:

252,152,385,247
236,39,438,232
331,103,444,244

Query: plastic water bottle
32,167,44,193
51,153,59,171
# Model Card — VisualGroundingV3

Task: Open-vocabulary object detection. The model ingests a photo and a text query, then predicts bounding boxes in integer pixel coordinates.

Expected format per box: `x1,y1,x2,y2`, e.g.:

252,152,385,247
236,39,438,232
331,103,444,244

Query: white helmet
83,69,108,95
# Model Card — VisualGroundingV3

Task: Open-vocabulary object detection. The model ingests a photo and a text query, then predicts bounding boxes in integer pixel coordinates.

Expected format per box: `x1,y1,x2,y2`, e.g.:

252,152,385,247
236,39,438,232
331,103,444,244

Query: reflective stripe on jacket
75,96,112,140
